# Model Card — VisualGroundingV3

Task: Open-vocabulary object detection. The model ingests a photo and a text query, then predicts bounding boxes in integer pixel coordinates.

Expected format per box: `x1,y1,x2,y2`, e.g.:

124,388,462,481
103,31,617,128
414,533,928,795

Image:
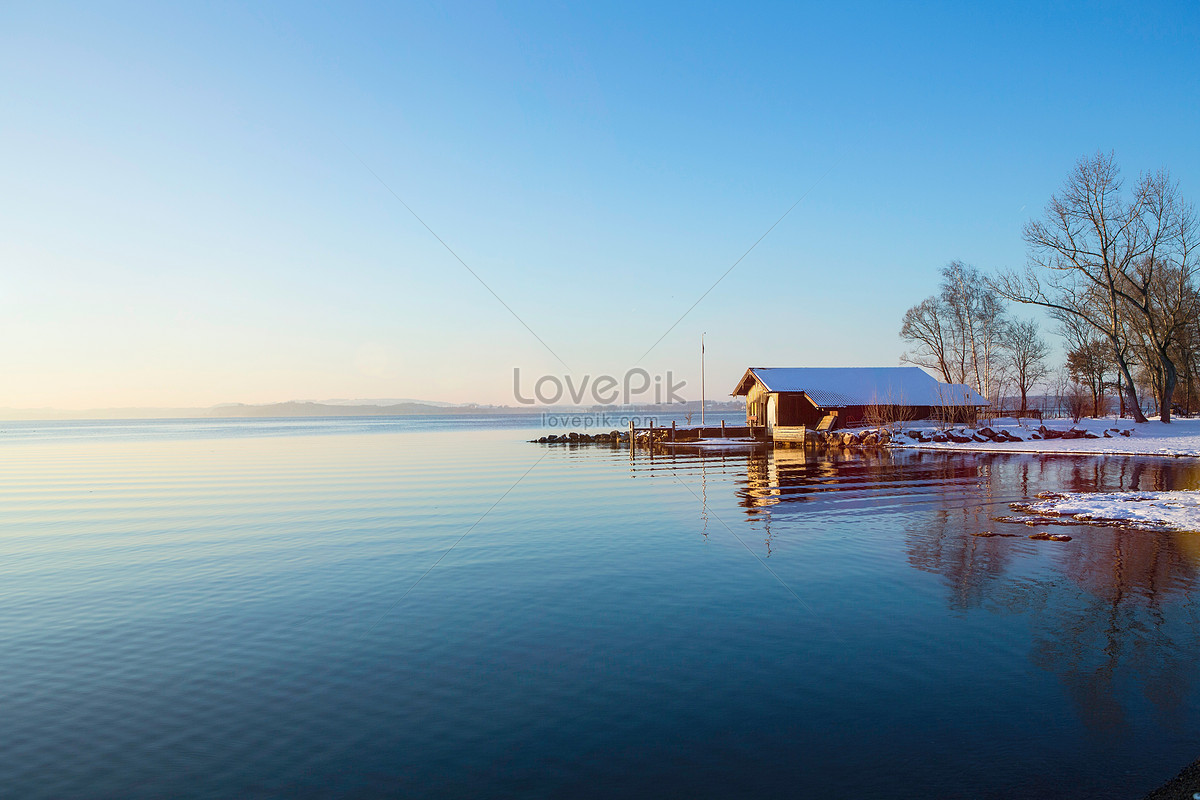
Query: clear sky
3,1,1198,409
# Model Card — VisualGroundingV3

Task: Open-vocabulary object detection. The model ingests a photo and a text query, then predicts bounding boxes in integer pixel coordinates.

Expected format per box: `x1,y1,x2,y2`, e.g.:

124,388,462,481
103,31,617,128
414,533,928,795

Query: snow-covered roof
731,367,990,407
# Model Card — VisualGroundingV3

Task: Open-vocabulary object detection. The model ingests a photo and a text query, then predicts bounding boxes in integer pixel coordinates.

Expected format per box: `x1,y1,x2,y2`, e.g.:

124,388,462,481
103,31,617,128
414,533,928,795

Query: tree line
901,152,1199,423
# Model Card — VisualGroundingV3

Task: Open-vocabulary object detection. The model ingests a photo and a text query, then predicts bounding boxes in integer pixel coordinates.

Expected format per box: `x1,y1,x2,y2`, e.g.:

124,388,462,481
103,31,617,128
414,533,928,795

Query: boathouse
731,367,989,439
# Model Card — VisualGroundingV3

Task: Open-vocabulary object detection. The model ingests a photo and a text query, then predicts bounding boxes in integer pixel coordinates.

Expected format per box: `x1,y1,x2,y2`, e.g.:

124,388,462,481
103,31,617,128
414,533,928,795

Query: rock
878,430,892,444
1030,532,1072,541
1083,432,1100,439
1103,430,1112,438
1119,429,1132,436
948,434,972,443
537,436,548,443
1031,433,1042,440
978,426,999,441
568,431,579,440
932,433,949,443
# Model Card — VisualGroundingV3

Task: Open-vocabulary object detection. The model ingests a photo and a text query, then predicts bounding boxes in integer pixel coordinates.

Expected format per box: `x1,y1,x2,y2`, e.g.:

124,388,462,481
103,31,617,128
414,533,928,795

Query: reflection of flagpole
701,332,706,425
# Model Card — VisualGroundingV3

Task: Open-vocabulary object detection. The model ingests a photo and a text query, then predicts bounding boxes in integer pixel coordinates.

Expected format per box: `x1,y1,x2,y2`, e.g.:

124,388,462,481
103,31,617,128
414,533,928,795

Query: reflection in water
907,507,1016,611
635,444,1200,737
1030,528,1200,733
8,424,1200,799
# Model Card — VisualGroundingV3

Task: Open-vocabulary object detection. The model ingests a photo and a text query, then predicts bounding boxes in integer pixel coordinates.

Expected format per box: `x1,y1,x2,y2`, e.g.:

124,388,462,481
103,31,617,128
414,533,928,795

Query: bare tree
996,154,1200,422
1116,181,1200,422
900,296,958,383
993,153,1158,422
1047,369,1071,419
901,261,1007,395
1005,318,1050,415
1062,316,1113,418
1065,383,1089,423
1172,314,1200,415
944,262,1008,400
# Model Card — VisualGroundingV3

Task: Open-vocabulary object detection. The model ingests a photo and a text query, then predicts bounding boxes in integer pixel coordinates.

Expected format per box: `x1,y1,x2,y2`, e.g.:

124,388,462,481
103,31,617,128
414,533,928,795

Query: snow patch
1008,490,1200,532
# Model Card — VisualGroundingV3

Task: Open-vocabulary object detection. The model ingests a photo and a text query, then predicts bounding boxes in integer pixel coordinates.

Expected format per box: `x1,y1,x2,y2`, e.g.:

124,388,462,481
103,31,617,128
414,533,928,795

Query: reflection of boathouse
731,366,989,440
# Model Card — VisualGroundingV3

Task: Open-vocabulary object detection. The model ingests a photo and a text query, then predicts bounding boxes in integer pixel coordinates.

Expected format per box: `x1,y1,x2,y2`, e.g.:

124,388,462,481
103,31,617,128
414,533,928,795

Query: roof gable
731,367,989,407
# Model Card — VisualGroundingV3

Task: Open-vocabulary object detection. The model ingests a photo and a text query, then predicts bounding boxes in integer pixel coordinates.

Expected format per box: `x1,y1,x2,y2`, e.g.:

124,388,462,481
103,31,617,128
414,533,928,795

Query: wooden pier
627,419,761,446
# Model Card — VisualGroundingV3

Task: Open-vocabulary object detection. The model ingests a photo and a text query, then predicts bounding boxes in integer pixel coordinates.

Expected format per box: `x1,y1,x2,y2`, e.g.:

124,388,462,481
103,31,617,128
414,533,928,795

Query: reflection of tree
1050,454,1200,494
905,507,1015,612
898,451,1017,613
1030,529,1200,732
725,444,1200,729
900,452,1200,731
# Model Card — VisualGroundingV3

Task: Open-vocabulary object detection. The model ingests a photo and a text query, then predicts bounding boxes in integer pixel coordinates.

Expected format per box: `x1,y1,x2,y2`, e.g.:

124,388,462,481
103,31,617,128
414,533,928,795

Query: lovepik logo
513,368,687,405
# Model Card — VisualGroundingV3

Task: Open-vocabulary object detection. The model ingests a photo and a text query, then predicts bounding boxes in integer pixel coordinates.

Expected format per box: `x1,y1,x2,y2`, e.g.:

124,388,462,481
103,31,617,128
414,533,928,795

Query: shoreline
888,442,1200,460
1142,757,1200,799
882,417,1200,460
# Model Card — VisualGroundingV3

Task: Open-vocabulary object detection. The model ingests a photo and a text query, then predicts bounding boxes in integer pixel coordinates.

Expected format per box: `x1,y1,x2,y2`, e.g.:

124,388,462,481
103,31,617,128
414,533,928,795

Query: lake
2,416,1199,798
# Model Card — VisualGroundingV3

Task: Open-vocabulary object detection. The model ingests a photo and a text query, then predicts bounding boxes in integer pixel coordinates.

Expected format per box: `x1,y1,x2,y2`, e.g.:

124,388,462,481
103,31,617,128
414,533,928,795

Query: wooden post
629,420,635,452
671,420,676,442
721,419,726,438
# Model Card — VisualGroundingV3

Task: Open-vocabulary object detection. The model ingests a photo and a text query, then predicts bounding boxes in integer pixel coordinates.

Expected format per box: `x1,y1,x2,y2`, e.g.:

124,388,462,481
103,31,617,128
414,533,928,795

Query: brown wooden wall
776,393,824,427
741,384,984,429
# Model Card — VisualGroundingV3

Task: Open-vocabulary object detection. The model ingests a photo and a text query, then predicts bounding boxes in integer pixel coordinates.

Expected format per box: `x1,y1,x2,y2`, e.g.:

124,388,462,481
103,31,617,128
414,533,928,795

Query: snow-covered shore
884,417,1200,533
1007,491,1200,533
888,417,1200,459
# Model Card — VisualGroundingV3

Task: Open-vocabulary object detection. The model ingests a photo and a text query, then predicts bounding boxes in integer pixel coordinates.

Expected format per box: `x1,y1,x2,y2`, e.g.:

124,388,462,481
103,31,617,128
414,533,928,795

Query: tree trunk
1187,358,1193,416
1113,353,1148,423
1158,354,1177,423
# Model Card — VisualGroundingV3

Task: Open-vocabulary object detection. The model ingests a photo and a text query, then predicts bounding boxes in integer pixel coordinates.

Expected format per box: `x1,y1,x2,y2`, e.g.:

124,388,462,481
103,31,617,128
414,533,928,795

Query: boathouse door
766,394,778,435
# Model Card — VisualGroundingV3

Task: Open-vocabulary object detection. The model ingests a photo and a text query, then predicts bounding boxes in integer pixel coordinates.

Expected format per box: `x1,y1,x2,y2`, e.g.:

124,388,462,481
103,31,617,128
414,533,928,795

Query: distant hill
209,402,532,417
0,399,723,421
289,398,465,408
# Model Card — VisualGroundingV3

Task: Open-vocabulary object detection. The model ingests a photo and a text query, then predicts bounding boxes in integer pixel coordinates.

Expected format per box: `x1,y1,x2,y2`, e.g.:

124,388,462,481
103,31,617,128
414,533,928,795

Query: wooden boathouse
731,366,989,441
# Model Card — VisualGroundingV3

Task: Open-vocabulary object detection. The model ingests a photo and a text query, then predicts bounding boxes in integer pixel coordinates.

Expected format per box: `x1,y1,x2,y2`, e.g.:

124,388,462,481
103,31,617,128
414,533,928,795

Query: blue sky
3,1,1198,408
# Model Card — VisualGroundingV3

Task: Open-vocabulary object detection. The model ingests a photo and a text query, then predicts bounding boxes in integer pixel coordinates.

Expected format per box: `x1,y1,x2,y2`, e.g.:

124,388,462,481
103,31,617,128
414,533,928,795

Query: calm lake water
3,416,1200,798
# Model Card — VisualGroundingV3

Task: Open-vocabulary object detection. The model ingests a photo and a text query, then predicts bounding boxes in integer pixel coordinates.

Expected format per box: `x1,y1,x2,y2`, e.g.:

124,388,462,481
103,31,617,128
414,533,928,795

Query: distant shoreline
0,401,743,422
